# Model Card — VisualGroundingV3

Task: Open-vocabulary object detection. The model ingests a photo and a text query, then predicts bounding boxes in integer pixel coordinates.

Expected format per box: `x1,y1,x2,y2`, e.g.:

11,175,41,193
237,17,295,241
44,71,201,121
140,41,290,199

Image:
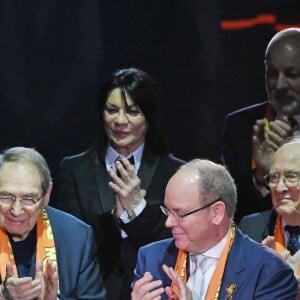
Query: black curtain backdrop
0,0,299,203
0,0,103,195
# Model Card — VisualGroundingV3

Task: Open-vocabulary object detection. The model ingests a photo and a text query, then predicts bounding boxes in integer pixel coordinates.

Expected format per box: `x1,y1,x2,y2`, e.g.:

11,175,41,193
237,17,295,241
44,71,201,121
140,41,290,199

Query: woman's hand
108,158,146,219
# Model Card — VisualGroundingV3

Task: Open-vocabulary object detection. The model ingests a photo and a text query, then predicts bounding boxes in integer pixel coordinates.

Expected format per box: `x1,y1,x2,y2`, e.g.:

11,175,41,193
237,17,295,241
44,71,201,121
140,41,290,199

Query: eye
266,70,278,79
286,173,300,181
286,72,300,79
104,106,118,114
22,197,37,205
0,195,14,202
126,106,140,116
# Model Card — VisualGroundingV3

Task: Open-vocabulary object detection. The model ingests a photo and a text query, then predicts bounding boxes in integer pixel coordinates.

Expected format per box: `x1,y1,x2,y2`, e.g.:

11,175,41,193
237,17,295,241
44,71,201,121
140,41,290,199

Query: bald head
272,140,300,166
265,28,300,59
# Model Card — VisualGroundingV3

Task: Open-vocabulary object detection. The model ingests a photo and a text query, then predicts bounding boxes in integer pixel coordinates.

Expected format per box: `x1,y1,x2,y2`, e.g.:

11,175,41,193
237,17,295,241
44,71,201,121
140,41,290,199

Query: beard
268,89,300,116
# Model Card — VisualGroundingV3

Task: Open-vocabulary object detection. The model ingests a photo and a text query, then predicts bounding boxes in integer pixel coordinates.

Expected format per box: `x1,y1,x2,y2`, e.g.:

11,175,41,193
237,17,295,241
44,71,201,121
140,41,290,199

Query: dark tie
114,156,135,177
285,225,300,255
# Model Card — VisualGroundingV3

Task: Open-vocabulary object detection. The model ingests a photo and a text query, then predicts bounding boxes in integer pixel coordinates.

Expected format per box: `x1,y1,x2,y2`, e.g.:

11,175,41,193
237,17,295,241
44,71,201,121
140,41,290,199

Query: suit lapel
218,229,246,299
138,155,159,191
158,240,179,286
94,160,115,213
93,154,160,213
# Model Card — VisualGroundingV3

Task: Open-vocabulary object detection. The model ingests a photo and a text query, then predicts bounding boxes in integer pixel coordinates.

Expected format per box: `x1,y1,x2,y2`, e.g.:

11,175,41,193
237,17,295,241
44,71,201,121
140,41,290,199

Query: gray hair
179,159,237,218
0,147,51,194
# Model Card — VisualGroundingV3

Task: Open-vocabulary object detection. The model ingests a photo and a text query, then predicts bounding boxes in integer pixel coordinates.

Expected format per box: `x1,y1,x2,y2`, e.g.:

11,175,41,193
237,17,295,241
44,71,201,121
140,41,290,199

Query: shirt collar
105,144,144,171
190,230,229,261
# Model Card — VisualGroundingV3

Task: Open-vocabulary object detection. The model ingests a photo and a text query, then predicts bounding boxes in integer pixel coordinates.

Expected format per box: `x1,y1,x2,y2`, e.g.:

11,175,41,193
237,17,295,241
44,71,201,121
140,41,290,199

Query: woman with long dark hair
56,68,184,299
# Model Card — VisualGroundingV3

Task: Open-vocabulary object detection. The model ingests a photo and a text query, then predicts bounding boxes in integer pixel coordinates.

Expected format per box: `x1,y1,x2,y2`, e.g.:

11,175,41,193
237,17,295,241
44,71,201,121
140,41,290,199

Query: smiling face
0,162,51,241
103,88,148,155
265,38,300,117
270,142,300,224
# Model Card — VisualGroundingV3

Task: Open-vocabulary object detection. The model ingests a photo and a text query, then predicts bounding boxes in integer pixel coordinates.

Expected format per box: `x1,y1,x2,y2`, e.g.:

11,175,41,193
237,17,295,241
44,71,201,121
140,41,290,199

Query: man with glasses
131,159,296,300
0,147,106,300
240,139,300,296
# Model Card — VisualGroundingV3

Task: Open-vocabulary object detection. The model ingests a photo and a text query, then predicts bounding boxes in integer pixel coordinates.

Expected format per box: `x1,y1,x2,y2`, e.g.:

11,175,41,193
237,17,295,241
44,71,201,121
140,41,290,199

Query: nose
275,177,289,193
275,73,289,90
10,199,24,216
165,213,176,228
115,110,128,125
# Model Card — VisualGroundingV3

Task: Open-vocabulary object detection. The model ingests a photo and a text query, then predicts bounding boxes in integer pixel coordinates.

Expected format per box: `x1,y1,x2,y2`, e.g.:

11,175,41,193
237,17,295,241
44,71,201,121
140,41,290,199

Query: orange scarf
0,208,59,287
274,215,300,276
171,224,235,300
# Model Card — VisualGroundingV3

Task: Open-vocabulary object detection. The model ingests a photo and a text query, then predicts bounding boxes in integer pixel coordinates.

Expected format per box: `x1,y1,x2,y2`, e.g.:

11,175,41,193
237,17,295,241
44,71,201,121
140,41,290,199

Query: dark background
0,0,299,202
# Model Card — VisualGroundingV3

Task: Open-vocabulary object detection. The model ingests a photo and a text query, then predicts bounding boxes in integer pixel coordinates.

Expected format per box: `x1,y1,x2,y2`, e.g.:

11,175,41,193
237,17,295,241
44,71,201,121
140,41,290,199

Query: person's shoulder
240,209,273,225
60,149,95,167
139,238,174,254
46,205,91,230
226,101,268,119
237,228,283,263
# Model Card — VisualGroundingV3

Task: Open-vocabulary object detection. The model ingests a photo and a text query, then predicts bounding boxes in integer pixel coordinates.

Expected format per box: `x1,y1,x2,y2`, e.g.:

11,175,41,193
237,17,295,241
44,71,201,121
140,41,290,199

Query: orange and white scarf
0,208,59,288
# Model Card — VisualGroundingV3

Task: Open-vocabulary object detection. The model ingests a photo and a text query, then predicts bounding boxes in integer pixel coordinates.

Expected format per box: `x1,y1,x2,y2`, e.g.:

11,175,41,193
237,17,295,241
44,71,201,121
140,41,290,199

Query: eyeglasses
160,199,220,221
264,174,300,188
0,193,44,207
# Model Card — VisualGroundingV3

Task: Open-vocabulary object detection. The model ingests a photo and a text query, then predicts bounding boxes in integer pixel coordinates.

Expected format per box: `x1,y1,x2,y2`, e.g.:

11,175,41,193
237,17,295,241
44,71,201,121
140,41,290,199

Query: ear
211,201,226,226
42,181,53,207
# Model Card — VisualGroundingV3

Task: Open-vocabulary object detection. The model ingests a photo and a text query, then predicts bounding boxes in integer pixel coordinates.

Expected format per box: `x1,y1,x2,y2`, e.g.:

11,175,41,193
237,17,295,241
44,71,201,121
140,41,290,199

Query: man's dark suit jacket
222,101,272,222
134,227,297,300
34,206,106,299
239,209,278,243
56,149,183,300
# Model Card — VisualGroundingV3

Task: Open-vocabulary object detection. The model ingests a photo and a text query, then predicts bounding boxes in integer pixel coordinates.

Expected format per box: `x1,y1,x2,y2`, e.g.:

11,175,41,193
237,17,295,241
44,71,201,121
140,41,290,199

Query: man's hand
2,262,42,300
36,259,58,300
163,265,193,300
265,117,294,150
108,158,146,218
131,272,164,300
252,119,275,182
252,117,294,182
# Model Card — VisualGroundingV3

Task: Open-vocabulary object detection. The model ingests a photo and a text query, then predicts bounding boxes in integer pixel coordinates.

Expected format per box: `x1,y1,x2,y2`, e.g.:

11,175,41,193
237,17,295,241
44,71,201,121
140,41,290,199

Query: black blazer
56,149,184,299
221,101,272,222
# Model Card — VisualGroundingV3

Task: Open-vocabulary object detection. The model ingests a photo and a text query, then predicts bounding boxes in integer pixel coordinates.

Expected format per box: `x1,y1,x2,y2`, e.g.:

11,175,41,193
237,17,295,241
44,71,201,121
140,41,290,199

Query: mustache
271,89,296,98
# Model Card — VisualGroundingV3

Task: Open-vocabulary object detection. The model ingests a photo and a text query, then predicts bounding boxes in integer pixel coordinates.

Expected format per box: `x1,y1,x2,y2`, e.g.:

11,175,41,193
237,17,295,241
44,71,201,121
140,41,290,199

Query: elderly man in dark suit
222,27,300,222
0,147,106,300
240,139,300,298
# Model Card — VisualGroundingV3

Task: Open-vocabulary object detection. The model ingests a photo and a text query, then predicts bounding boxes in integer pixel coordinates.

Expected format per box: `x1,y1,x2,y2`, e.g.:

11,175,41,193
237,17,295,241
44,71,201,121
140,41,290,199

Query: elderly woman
56,68,184,300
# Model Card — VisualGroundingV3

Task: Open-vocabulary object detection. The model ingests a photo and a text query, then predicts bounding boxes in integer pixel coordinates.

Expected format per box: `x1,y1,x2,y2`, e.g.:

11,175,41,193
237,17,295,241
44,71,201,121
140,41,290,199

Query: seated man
131,159,297,300
0,147,106,300
240,139,300,296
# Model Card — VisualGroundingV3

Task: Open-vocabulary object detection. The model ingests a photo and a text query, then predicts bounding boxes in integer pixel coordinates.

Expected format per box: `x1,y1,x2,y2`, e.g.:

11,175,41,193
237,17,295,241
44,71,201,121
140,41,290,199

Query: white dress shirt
187,231,229,300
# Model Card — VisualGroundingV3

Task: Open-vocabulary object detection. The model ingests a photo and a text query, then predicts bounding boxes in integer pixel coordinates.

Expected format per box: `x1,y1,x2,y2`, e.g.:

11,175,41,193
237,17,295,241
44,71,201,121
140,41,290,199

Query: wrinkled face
265,41,300,116
0,162,50,241
103,88,148,155
164,168,216,253
269,143,300,220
